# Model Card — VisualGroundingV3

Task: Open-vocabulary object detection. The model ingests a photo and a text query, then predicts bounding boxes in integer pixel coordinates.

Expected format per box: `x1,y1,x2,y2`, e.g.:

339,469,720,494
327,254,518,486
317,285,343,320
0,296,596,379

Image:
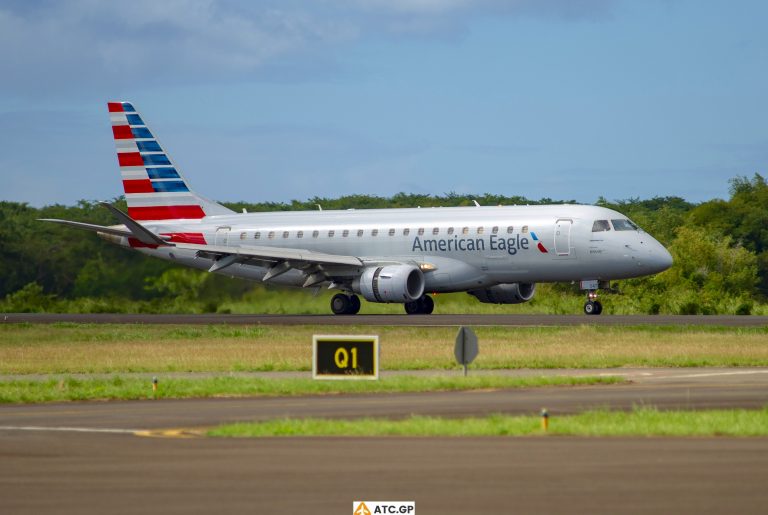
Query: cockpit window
611,219,639,231
592,220,611,232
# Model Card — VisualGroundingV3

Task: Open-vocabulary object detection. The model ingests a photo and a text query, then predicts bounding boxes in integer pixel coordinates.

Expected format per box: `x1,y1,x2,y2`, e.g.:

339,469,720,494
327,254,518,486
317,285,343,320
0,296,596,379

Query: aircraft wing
177,243,363,267
175,242,365,286
42,203,369,288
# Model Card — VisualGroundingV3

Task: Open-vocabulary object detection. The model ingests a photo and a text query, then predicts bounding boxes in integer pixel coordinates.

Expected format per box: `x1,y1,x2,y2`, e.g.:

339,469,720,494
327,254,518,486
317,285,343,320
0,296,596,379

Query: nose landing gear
584,291,603,315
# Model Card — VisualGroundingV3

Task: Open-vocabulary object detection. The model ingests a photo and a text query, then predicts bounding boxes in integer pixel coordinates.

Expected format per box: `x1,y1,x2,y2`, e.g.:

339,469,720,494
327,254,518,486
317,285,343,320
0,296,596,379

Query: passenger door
215,226,231,247
554,219,572,256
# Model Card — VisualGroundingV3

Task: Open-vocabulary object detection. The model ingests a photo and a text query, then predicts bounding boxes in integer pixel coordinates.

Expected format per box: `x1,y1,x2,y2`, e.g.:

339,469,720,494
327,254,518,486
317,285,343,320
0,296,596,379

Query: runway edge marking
134,427,207,439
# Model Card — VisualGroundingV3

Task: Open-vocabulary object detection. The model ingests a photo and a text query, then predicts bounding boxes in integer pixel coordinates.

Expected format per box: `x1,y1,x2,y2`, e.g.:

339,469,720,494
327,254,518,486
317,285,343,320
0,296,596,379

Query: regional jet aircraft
42,102,673,315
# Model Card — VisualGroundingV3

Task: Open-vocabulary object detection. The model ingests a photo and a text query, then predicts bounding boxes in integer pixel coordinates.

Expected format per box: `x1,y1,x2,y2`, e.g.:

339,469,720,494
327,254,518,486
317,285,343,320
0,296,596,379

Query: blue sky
1,0,766,206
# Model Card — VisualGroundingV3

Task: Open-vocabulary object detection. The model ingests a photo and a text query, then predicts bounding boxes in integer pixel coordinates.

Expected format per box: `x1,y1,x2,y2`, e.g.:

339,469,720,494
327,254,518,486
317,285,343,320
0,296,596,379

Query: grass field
208,407,768,438
0,375,621,403
1,323,767,374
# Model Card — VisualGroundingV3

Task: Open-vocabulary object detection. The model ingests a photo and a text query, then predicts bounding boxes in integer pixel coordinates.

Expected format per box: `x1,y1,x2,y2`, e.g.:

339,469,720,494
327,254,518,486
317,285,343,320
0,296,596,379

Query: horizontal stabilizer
38,219,133,238
98,202,170,246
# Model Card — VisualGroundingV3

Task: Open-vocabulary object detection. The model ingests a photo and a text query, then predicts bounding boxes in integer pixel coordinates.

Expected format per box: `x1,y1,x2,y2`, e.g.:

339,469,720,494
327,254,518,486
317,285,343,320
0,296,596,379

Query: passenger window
283,231,289,238
432,228,439,235
268,231,275,239
462,227,469,235
492,226,499,234
418,228,424,236
357,229,364,237
372,229,379,237
254,232,261,240
342,230,349,237
403,228,410,236
328,230,335,237
240,232,246,240
507,226,513,234
388,229,395,236
312,230,319,238
522,226,528,233
592,220,611,232
448,227,454,235
477,227,484,235
297,231,303,238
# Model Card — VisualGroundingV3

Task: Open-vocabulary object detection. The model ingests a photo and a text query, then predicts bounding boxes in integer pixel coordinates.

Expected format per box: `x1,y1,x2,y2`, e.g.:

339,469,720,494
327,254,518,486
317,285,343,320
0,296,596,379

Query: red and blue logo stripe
530,232,549,253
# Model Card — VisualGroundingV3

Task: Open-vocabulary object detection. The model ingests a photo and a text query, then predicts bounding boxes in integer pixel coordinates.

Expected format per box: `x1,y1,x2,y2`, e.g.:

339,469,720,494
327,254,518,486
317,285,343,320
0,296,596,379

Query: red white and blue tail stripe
108,101,232,221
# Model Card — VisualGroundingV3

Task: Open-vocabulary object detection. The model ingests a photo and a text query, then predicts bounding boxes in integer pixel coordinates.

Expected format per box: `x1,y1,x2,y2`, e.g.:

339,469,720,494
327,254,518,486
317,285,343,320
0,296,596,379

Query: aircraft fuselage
102,204,672,292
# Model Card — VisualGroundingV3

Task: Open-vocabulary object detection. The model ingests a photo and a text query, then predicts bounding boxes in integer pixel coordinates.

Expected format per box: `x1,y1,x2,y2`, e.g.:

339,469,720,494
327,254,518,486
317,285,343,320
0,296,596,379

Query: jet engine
356,265,425,303
468,282,536,304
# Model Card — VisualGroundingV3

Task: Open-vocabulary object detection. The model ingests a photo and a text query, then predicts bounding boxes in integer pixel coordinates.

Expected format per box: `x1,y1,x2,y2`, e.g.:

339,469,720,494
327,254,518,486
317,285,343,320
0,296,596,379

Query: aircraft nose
648,243,673,273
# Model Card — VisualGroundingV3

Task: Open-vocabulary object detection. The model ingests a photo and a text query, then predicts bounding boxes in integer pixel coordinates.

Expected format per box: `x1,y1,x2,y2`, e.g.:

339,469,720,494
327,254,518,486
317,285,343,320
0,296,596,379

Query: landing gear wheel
420,295,434,314
331,294,360,315
583,288,603,315
404,300,421,315
331,294,350,315
584,300,603,315
404,295,435,315
348,295,361,315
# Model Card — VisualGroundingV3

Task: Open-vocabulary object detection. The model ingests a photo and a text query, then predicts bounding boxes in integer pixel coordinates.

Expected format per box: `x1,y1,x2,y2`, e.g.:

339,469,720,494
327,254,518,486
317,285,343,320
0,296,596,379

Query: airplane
41,102,673,316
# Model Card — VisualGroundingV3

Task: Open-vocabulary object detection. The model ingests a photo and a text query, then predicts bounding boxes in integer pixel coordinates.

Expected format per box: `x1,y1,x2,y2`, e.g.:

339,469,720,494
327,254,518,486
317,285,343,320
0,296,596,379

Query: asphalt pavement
2,367,767,514
4,312,768,326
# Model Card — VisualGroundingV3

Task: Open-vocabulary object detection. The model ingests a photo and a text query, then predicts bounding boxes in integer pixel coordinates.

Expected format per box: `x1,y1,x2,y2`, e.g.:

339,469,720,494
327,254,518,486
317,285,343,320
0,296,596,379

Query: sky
0,0,766,207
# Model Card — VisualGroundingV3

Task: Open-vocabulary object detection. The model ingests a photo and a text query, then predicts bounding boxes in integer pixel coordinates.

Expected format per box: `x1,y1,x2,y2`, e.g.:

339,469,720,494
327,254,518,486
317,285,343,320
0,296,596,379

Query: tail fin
107,101,233,221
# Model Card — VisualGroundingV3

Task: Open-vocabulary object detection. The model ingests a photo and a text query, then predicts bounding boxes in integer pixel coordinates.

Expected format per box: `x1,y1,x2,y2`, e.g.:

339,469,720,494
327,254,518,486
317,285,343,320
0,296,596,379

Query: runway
3,432,765,515
2,368,767,514
4,312,768,326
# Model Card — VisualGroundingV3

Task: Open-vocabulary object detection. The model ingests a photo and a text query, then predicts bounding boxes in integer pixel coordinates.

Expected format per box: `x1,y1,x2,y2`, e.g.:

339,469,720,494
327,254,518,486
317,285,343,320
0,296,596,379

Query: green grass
0,375,621,404
2,323,767,374
208,407,768,438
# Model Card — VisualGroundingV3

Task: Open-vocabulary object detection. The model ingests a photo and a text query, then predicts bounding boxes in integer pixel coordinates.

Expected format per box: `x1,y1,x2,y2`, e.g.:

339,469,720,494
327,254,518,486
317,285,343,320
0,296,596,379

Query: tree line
1,174,766,314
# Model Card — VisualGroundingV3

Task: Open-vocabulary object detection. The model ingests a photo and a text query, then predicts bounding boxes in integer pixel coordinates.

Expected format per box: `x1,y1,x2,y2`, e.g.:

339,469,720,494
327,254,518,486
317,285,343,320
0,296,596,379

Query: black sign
313,336,379,379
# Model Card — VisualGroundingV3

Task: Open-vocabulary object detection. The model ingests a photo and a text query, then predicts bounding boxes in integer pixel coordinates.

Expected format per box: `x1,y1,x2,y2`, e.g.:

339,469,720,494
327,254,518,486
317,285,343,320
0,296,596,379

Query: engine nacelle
356,265,425,303
468,283,536,304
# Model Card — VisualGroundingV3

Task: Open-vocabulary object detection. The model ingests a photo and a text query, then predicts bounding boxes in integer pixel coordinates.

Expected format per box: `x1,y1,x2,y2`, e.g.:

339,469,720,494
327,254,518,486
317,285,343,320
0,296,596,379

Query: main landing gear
330,293,436,315
404,295,434,315
331,293,361,315
583,291,603,315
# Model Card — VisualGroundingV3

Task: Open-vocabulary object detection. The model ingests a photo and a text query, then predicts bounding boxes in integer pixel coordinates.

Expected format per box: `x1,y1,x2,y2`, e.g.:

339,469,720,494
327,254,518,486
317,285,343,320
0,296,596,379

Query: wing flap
175,243,364,268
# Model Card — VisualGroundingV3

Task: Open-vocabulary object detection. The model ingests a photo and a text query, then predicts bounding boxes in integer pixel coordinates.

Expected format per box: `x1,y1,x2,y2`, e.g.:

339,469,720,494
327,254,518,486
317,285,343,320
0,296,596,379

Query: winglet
99,202,171,246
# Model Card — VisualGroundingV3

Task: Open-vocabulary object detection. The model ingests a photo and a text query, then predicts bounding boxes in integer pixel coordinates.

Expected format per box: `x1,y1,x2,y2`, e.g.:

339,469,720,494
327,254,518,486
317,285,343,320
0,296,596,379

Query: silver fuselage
105,204,672,292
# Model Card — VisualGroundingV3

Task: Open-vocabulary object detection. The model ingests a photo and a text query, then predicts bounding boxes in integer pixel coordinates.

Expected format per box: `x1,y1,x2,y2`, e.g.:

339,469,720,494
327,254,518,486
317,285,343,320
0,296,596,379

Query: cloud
0,108,115,205
0,1,354,98
0,0,616,99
